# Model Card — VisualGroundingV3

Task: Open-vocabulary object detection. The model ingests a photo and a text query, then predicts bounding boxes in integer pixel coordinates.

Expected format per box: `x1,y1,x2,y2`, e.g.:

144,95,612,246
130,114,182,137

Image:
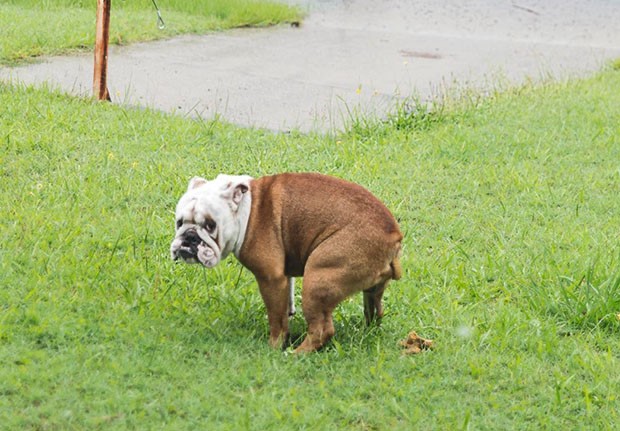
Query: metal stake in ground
93,0,111,101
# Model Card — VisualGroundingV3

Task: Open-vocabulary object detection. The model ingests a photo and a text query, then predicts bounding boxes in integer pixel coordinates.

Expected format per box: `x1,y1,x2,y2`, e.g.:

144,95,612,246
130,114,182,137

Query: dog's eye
176,219,182,229
205,219,216,233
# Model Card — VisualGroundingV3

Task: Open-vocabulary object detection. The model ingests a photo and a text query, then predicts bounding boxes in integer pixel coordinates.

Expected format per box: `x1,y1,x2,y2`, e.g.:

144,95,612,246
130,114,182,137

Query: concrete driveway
2,0,619,132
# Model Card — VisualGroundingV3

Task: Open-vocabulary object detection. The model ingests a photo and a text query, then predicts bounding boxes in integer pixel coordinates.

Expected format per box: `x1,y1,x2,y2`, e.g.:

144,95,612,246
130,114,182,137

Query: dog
170,173,402,352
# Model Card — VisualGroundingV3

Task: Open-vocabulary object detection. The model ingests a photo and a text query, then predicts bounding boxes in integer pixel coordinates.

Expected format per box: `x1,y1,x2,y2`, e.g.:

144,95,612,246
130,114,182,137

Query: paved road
2,0,619,132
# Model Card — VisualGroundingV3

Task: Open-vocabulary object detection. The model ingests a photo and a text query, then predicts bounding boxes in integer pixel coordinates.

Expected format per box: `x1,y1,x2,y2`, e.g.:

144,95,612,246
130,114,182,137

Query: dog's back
247,173,402,278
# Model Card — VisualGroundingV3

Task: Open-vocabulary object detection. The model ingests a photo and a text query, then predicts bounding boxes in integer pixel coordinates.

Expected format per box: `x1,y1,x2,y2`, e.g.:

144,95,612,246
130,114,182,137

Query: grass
0,0,302,65
1,66,620,429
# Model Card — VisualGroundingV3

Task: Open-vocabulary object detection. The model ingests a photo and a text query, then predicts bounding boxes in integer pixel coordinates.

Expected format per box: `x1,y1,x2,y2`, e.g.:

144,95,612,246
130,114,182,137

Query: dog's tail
390,256,402,280
390,242,402,280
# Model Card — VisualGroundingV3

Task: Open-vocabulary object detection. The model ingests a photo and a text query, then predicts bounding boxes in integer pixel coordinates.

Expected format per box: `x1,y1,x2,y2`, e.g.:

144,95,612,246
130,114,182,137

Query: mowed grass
1,68,620,429
0,0,302,65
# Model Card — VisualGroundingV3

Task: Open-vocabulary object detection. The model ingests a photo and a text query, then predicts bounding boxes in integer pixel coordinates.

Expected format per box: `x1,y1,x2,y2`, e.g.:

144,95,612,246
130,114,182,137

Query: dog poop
399,331,433,355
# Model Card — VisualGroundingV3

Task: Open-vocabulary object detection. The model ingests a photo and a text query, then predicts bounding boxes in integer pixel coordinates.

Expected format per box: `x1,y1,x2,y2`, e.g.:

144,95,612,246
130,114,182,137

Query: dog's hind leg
295,292,338,353
363,281,388,326
294,266,346,353
364,251,399,325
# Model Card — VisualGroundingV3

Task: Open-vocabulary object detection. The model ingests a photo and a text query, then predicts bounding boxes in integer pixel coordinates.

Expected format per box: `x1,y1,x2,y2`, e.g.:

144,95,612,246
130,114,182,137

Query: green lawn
0,0,302,65
1,67,620,429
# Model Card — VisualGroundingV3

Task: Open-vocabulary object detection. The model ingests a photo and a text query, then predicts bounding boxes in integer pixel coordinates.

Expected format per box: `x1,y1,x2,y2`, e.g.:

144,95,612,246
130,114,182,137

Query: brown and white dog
170,173,402,353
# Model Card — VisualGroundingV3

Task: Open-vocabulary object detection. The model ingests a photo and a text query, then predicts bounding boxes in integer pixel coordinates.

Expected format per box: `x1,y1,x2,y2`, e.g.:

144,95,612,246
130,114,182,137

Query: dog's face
170,174,252,267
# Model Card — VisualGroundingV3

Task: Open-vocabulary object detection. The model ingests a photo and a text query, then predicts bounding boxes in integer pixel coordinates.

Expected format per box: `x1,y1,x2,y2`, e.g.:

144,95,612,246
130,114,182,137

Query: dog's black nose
183,231,201,247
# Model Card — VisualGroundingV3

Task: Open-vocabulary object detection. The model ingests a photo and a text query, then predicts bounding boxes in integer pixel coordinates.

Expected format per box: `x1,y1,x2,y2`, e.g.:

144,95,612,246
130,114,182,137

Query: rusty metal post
93,0,111,101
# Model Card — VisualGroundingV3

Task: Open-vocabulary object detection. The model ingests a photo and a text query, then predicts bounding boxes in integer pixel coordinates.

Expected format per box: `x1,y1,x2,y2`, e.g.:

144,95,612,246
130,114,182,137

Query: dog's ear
187,176,208,191
219,176,251,212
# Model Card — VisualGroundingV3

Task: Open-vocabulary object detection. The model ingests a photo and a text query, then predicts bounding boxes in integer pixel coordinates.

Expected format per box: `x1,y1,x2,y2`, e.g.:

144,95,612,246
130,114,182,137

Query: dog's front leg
257,275,290,349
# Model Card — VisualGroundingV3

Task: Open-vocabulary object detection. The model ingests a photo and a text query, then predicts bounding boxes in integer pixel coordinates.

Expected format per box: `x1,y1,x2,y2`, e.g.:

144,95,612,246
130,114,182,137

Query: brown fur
237,173,402,353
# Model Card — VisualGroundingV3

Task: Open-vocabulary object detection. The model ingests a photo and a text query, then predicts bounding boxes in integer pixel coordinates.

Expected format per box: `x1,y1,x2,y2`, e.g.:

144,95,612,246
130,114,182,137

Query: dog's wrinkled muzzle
179,230,201,259
171,229,200,261
196,243,217,267
171,226,220,268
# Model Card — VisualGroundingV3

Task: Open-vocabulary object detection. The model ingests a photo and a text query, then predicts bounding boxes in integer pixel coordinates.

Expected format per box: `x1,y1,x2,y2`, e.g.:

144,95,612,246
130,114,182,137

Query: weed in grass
553,265,620,330
386,97,448,133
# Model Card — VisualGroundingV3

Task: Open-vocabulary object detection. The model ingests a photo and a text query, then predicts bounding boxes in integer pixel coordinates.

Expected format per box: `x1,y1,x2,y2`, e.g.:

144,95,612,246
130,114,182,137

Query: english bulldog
170,173,402,353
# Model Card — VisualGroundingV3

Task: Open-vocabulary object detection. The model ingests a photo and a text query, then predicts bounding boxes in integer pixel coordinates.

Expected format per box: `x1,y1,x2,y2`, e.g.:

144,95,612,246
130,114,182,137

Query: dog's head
170,174,252,267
